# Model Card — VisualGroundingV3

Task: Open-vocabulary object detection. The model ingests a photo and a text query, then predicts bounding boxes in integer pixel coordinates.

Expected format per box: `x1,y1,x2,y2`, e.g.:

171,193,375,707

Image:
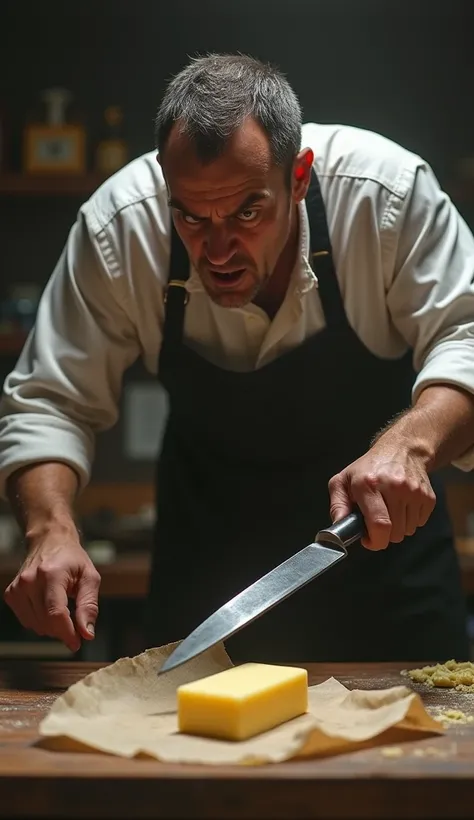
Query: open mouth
209,268,245,286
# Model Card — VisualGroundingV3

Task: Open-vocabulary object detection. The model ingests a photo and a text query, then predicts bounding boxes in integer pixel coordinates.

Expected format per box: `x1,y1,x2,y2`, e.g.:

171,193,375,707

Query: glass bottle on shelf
95,105,128,176
23,88,86,175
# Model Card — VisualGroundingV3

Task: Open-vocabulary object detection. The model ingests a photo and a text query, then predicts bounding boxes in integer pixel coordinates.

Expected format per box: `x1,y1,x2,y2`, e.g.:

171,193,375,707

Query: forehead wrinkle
173,175,266,198
169,188,271,219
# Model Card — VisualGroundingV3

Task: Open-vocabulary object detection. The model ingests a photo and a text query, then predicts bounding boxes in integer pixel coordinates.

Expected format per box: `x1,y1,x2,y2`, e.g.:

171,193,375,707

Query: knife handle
316,509,366,549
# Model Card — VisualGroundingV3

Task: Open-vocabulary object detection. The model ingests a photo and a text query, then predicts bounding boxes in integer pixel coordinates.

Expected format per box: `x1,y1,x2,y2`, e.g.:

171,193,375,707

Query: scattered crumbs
0,705,27,712
413,746,449,757
379,741,459,760
401,660,474,691
429,708,474,727
0,718,30,731
381,746,404,758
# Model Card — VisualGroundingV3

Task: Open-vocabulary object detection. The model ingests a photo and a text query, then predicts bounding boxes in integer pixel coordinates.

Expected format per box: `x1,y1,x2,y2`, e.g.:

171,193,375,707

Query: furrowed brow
168,191,269,219
168,197,201,218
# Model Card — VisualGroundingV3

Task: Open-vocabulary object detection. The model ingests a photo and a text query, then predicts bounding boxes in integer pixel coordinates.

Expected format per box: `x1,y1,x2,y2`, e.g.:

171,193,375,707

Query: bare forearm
6,462,80,541
375,384,474,471
330,384,474,549
4,463,100,650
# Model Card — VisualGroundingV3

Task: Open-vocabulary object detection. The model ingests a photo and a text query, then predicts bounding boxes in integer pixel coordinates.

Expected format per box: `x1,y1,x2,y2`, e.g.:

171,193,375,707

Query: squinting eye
182,214,201,225
238,209,258,222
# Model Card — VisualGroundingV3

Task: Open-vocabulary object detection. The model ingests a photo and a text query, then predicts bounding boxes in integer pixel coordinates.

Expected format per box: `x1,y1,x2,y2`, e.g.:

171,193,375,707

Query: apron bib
144,170,469,663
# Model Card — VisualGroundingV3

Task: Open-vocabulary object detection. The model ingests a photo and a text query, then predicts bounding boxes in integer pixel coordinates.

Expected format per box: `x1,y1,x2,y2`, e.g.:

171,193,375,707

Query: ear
156,151,169,188
291,148,314,201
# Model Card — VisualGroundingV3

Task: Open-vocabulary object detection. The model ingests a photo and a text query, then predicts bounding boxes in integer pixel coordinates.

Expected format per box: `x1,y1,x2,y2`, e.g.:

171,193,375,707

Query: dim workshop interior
2,1,474,665
1,3,474,818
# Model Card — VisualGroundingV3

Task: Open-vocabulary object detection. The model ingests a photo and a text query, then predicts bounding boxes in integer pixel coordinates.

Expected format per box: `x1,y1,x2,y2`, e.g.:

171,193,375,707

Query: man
1,53,474,663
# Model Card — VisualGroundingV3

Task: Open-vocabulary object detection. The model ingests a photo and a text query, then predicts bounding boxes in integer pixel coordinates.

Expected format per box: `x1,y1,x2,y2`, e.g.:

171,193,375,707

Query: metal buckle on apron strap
163,280,189,305
310,250,329,283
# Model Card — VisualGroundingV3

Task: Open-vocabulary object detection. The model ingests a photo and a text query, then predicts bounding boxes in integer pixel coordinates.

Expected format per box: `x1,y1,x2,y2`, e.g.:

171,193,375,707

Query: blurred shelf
0,552,151,599
0,331,28,355
457,537,474,556
0,641,72,659
460,554,474,596
0,546,473,598
446,179,474,204
0,172,106,196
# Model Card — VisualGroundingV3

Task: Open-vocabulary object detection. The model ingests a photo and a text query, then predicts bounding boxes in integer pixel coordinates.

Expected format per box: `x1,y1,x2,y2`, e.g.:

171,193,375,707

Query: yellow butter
177,662,308,741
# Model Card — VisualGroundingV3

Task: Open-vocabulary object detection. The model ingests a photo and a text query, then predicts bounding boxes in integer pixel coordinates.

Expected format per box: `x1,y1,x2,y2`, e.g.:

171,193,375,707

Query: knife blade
158,510,365,675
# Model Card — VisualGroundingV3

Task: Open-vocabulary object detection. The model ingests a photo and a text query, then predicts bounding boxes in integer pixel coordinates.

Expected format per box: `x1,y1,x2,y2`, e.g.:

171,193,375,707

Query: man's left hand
328,442,436,550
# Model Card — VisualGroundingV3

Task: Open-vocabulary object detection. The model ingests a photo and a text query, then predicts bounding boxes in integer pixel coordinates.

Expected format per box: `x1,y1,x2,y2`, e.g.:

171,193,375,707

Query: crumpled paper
38,642,443,765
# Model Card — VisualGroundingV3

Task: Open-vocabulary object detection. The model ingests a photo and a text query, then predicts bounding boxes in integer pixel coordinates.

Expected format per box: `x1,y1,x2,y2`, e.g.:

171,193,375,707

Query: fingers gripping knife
158,510,365,674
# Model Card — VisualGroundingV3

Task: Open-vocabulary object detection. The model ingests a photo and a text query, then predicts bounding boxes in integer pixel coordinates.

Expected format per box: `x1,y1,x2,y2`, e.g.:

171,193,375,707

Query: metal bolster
312,250,330,258
163,280,189,305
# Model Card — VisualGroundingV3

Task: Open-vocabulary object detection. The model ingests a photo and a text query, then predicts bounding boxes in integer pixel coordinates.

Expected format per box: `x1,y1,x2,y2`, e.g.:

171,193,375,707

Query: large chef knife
158,510,365,675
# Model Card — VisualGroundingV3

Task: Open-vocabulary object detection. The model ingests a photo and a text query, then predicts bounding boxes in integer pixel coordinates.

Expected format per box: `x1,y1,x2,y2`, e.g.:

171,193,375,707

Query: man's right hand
4,529,101,653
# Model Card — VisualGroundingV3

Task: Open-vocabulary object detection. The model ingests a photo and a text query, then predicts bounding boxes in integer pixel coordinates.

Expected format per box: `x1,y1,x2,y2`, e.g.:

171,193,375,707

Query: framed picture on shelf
23,124,85,174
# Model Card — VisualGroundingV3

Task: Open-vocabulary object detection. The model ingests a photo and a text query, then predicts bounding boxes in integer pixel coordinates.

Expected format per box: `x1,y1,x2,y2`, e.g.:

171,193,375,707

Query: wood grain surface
0,661,473,818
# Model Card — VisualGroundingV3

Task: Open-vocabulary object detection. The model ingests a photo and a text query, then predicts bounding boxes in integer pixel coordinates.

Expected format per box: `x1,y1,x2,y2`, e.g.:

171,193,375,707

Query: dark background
1,0,473,485
2,0,473,168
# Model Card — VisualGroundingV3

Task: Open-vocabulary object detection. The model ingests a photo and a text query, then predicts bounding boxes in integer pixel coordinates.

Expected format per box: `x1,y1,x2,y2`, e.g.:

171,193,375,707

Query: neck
254,204,300,319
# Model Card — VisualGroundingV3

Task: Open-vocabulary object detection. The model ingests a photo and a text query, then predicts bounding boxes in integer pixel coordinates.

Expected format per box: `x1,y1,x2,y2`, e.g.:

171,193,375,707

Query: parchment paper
38,642,443,765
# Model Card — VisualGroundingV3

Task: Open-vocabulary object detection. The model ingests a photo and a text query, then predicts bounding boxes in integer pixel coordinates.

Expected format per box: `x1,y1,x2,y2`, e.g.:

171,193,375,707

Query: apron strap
161,221,190,351
306,168,348,329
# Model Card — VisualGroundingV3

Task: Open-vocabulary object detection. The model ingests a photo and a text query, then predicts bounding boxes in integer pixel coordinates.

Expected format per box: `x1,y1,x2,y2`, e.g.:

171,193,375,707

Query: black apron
144,170,469,663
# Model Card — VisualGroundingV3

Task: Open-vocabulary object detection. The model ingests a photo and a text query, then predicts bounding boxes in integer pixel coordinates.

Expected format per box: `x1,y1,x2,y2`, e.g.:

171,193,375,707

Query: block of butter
177,662,308,741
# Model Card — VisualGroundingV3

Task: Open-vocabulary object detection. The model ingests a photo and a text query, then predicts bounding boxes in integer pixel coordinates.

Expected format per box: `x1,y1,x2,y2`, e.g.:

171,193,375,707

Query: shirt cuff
0,414,94,499
412,341,474,472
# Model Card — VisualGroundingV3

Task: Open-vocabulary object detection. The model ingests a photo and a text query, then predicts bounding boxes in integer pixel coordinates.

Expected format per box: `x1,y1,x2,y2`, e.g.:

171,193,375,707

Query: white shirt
1,121,474,498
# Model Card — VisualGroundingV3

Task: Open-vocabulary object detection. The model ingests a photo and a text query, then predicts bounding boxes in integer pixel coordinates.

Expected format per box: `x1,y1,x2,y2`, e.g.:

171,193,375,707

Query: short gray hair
154,53,302,177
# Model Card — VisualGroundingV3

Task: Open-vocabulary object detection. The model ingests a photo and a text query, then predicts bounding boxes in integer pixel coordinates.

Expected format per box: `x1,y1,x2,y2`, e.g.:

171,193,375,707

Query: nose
204,224,236,267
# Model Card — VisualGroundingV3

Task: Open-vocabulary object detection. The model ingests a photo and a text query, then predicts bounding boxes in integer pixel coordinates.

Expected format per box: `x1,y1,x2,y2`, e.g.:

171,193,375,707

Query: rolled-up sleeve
0,209,140,497
386,163,474,471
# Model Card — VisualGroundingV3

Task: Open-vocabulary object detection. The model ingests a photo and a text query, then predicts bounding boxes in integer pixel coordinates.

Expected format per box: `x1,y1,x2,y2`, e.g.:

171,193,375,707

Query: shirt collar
291,198,318,297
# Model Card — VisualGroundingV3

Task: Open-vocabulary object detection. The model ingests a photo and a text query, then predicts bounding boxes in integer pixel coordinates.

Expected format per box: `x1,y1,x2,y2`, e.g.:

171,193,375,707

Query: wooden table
1,661,474,818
